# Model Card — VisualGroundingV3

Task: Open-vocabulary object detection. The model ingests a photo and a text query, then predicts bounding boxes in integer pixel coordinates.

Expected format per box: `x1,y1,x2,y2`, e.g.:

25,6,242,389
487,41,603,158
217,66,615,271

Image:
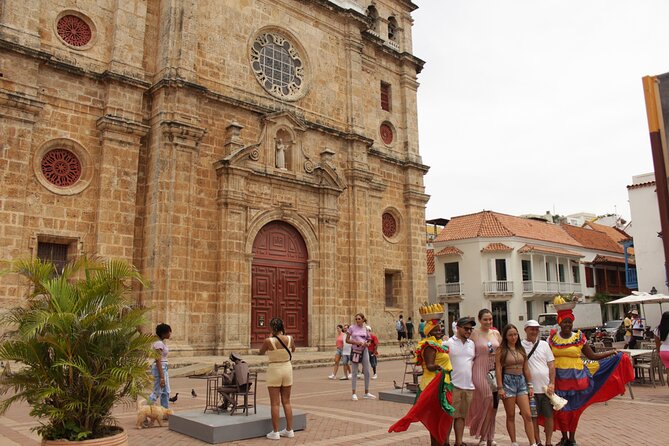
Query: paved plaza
0,357,667,446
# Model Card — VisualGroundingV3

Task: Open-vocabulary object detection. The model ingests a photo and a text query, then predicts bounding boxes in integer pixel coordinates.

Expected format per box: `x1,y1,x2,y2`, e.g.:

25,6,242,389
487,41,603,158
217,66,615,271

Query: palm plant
0,256,154,441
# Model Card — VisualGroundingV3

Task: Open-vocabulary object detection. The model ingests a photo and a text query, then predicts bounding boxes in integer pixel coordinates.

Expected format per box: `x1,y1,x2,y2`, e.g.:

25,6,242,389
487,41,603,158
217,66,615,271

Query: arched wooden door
251,221,308,347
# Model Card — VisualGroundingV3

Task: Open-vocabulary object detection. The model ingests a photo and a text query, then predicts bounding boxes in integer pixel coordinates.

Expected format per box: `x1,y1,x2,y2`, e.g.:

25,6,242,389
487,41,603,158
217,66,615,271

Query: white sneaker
328,374,336,379
363,393,376,399
339,376,348,380
357,373,363,378
266,431,280,440
351,394,358,401
348,373,352,379
279,429,295,438
510,443,519,446
372,374,377,379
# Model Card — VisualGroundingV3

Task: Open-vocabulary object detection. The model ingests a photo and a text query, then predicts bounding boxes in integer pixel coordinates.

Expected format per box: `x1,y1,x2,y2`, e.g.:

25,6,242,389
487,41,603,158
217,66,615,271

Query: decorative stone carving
275,138,287,169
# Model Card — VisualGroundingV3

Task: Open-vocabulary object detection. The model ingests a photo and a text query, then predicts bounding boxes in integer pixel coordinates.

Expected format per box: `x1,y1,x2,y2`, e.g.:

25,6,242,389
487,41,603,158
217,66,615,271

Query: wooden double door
251,221,308,347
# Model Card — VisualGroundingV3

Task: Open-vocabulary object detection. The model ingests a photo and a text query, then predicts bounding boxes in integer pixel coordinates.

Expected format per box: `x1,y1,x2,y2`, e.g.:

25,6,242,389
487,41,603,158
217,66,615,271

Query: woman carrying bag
346,313,375,400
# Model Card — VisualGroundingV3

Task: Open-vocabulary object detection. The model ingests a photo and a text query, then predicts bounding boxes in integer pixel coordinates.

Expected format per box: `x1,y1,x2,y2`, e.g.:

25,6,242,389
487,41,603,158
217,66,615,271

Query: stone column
403,177,430,315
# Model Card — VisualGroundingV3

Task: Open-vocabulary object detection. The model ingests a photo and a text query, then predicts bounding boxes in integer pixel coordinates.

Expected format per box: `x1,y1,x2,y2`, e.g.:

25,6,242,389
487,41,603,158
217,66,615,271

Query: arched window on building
387,16,398,42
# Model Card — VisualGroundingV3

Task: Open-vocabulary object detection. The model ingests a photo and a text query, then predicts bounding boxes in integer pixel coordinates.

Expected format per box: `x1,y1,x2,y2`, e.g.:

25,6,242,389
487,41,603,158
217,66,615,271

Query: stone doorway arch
251,221,308,347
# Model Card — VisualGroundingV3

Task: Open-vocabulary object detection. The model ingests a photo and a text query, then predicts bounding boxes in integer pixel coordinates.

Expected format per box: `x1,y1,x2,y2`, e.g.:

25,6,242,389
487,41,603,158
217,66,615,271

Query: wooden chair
218,371,257,416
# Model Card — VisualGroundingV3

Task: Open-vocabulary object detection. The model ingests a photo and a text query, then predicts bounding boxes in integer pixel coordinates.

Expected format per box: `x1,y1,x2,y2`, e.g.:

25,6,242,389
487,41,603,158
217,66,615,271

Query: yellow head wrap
423,319,439,336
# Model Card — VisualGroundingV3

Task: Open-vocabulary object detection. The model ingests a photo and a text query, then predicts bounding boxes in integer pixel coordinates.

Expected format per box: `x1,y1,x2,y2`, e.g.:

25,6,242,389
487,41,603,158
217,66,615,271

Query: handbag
351,351,362,363
486,370,498,392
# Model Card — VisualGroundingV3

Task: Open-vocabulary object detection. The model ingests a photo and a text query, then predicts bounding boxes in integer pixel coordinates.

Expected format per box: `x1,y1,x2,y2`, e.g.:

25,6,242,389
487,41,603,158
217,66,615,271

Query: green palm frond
0,256,153,440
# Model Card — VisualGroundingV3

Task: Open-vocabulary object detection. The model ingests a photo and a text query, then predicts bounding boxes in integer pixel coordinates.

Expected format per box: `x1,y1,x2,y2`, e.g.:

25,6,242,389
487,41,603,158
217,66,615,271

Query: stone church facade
0,0,428,354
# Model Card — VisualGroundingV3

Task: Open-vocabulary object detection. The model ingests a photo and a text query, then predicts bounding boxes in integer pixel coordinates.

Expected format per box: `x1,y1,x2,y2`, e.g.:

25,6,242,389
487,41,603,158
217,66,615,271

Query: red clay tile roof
435,211,580,246
592,255,635,265
560,224,624,254
435,246,464,256
584,222,631,243
626,180,656,190
427,249,435,275
517,244,583,257
481,243,513,253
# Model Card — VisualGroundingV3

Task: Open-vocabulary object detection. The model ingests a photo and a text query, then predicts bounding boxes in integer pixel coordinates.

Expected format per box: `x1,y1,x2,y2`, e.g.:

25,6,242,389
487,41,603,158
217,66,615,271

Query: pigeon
169,392,179,403
191,389,197,398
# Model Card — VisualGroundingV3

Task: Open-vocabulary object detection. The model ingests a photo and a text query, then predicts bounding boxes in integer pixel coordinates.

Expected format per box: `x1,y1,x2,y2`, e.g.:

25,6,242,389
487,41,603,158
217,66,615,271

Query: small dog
136,400,174,429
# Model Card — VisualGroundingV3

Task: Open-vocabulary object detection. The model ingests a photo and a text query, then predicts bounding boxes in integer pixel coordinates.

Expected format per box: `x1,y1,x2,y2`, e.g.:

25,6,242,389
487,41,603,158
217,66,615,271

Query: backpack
396,320,403,332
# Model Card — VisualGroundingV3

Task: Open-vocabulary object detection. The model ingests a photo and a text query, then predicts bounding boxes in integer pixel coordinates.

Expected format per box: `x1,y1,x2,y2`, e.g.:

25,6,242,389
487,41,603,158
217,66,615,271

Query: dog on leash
136,399,174,428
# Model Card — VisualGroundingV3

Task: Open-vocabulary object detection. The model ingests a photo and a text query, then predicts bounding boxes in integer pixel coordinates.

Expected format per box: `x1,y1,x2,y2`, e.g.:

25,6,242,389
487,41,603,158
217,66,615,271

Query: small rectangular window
572,264,580,283
558,264,566,283
385,270,401,307
521,260,532,281
380,82,391,111
37,241,69,273
444,262,459,283
585,266,594,287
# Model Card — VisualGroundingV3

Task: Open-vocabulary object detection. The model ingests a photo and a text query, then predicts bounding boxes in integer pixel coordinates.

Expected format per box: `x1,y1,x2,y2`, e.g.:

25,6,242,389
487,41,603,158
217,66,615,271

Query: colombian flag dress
548,330,634,431
388,336,455,444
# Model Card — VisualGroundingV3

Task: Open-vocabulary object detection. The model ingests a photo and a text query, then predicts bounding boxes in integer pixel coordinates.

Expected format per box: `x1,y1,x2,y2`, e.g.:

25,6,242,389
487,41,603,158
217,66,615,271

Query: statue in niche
276,138,287,170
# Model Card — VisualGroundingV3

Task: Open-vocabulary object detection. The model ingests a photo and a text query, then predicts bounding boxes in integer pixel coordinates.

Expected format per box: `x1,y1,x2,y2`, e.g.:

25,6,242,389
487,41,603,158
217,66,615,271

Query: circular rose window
251,32,305,100
41,149,82,187
56,14,92,47
380,122,394,145
382,212,398,238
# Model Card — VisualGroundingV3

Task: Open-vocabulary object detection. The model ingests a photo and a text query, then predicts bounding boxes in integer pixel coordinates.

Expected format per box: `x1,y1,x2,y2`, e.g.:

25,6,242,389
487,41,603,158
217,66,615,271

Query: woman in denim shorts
495,324,537,446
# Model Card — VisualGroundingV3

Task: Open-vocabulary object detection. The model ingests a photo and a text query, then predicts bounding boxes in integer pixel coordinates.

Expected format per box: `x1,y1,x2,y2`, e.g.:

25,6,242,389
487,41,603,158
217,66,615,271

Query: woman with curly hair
259,317,296,440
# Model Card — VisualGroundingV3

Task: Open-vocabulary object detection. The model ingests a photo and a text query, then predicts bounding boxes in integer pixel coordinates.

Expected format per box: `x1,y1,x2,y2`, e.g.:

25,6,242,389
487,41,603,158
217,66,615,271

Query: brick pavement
0,359,667,446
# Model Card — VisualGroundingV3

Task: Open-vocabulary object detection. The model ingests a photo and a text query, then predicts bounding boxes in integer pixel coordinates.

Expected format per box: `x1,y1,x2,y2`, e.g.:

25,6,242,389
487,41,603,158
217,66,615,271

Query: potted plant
0,257,155,445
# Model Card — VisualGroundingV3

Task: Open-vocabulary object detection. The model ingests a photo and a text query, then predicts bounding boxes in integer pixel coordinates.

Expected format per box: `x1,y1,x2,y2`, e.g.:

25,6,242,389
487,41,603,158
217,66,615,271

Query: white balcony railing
437,282,464,297
523,280,583,295
483,281,514,294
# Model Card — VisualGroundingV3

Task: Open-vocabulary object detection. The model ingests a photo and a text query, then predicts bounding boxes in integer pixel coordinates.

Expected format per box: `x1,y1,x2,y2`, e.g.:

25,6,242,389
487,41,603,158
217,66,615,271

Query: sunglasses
459,326,473,332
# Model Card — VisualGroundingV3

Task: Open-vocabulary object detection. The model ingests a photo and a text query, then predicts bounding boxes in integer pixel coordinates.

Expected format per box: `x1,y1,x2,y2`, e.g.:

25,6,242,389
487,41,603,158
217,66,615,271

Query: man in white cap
522,320,555,446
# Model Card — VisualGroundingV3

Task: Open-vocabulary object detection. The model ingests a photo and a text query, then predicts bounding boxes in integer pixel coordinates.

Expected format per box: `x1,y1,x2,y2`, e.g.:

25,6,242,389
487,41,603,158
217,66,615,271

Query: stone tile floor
1,358,667,445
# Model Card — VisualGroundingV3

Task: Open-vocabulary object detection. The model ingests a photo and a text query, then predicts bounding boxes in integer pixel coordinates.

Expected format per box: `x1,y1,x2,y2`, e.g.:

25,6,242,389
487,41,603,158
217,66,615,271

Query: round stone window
56,14,92,47
380,122,394,145
382,212,398,238
34,139,93,196
41,149,82,187
251,32,305,100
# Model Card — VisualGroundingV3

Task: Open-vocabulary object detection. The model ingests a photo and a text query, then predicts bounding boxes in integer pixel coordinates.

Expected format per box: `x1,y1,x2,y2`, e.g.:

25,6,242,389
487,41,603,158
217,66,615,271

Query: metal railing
522,280,583,294
437,282,464,296
483,280,514,294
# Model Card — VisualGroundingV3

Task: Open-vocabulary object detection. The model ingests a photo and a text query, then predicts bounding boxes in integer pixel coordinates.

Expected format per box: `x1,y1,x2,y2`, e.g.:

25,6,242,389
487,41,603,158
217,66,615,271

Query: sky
412,0,669,222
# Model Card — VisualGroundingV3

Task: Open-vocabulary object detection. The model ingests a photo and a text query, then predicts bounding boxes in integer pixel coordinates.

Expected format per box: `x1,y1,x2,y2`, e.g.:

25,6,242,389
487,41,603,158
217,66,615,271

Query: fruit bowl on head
553,301,577,311
422,312,444,321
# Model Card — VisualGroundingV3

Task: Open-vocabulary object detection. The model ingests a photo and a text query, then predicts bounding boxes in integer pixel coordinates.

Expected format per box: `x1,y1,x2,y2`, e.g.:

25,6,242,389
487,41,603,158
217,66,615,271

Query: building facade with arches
0,0,428,354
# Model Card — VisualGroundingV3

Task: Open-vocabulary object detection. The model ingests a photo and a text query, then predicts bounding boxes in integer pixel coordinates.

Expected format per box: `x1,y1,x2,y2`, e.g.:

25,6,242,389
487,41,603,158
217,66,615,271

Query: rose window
382,212,398,238
56,14,92,47
380,122,394,145
41,149,82,187
251,32,305,100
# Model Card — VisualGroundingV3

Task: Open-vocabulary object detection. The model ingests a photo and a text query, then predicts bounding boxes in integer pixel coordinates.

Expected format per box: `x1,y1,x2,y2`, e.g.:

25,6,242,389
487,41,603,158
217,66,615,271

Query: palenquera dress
547,330,634,431
389,336,455,444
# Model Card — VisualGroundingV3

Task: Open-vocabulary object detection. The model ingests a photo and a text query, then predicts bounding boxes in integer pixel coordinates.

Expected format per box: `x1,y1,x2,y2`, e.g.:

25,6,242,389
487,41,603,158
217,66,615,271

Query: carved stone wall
0,0,428,352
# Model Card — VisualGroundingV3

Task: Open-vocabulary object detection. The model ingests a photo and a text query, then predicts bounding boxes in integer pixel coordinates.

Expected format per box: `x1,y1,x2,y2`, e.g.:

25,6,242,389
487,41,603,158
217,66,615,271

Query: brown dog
136,400,174,428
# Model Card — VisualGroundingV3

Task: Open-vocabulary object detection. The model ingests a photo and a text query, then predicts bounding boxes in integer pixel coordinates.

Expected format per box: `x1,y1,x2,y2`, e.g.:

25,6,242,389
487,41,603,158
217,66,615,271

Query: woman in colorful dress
389,318,455,446
467,309,502,446
548,300,634,446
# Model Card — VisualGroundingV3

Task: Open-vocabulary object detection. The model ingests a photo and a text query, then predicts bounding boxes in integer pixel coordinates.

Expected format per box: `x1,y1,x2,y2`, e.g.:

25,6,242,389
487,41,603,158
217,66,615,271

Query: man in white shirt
522,320,555,446
445,316,476,446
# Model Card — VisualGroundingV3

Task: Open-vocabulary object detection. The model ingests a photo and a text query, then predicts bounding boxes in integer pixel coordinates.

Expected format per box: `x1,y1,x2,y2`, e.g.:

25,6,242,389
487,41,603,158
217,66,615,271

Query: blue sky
413,0,669,221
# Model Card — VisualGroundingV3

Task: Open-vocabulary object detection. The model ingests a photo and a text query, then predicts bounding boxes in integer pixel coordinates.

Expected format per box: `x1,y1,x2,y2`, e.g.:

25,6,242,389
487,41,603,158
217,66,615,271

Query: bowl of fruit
553,294,578,311
419,303,445,321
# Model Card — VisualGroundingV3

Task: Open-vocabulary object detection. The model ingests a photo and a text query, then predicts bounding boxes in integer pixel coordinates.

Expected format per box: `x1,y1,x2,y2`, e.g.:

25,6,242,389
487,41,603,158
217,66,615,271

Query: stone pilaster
94,115,149,262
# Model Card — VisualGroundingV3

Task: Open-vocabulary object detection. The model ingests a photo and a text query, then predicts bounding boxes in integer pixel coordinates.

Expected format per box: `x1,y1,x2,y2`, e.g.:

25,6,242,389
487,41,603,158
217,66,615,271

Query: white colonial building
430,211,635,333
